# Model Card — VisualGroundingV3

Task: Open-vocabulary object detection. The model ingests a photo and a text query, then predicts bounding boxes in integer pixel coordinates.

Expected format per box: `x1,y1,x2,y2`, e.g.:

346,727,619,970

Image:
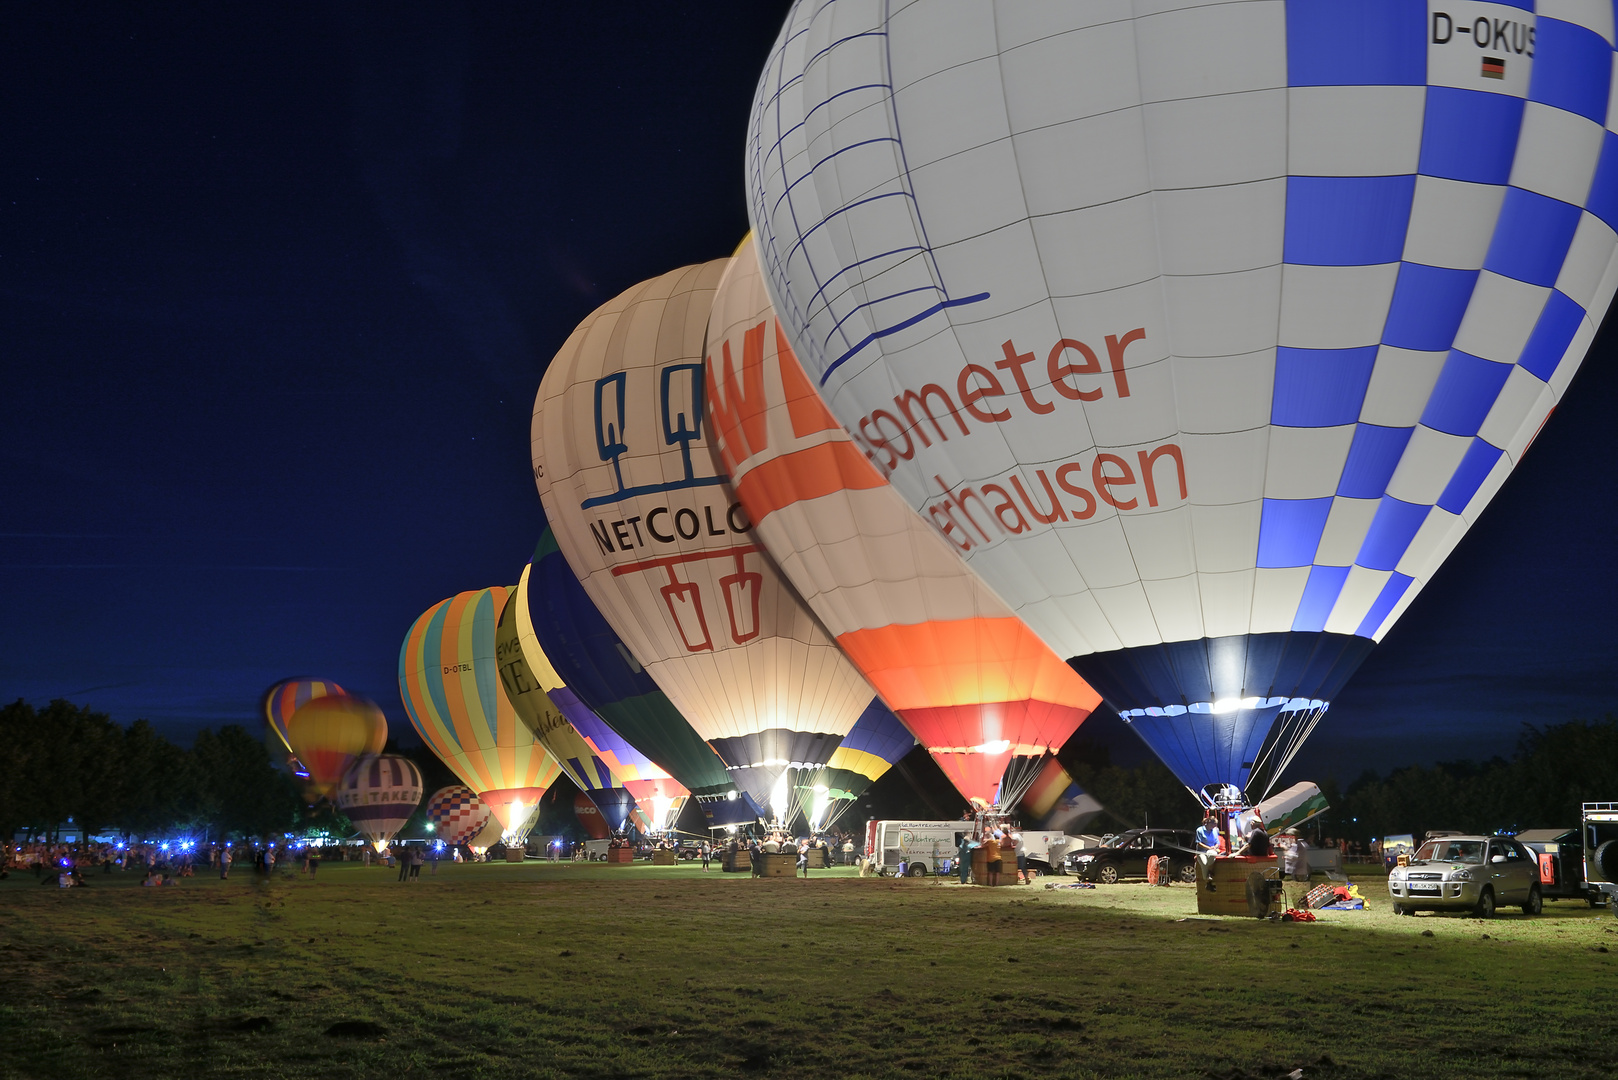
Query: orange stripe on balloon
731,439,887,521
835,618,1099,713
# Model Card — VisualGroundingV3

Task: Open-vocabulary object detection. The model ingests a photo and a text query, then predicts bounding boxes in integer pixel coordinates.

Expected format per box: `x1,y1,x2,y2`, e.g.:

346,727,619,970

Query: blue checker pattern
1285,0,1425,87
1529,18,1612,125
1337,424,1413,499
1257,497,1333,568
1257,7,1614,637
1437,438,1505,514
1284,175,1416,265
1382,264,1479,351
1357,497,1430,571
1272,346,1377,427
1292,564,1351,633
1484,188,1585,287
1417,88,1524,185
1420,350,1515,437
1518,290,1585,383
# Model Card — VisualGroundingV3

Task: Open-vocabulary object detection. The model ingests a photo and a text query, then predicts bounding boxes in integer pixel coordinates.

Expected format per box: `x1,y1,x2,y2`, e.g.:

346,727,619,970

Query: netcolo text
589,500,752,556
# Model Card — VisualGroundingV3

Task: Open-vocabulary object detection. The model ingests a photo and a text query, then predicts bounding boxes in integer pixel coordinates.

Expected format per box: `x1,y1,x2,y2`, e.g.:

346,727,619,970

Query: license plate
1407,885,1440,895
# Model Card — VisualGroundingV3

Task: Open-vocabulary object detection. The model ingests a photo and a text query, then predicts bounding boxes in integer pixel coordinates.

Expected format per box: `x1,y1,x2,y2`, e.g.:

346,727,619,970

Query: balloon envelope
284,695,386,802
337,754,424,853
425,784,492,847
399,588,565,836
746,2,1618,798
531,261,874,809
706,235,1101,807
261,677,345,772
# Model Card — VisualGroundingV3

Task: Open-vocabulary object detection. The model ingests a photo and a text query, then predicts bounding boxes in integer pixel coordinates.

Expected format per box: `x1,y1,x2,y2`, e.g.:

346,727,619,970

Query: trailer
862,819,1082,878
1583,802,1618,913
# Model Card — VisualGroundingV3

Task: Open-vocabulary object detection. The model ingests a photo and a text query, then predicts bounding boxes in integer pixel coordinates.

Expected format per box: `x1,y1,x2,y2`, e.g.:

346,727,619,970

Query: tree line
0,699,318,843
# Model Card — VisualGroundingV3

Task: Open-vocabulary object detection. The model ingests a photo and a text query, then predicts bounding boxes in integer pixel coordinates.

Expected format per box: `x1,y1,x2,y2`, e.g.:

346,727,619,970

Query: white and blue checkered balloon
746,0,1617,798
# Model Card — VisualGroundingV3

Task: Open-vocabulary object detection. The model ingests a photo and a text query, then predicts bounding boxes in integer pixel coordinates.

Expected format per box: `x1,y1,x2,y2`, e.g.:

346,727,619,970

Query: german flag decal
1482,57,1506,79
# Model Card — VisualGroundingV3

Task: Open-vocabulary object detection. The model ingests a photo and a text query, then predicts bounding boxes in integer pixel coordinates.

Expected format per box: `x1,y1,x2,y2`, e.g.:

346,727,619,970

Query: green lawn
1,859,1614,1079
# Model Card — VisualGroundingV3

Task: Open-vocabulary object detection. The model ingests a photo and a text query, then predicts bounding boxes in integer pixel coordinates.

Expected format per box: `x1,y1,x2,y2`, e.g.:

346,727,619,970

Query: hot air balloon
337,754,424,853
425,785,492,848
496,564,651,834
468,814,505,857
531,261,876,816
705,236,1102,809
746,2,1618,801
525,523,748,826
261,677,345,775
803,699,916,832
284,695,387,802
399,588,565,844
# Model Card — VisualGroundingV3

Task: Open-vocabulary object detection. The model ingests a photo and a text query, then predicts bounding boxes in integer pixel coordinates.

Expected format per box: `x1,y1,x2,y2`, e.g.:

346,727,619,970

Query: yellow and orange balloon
283,694,387,802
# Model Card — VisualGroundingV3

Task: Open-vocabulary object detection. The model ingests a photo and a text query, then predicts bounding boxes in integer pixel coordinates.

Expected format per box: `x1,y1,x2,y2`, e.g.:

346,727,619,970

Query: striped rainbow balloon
399,586,564,840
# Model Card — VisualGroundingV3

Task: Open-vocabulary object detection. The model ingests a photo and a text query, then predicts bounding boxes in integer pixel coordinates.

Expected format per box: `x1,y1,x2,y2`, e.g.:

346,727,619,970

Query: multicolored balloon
525,524,741,824
531,262,874,811
705,238,1100,807
425,785,492,847
747,2,1618,799
283,695,386,802
495,563,650,834
805,699,916,830
337,754,423,853
399,587,564,842
261,677,345,773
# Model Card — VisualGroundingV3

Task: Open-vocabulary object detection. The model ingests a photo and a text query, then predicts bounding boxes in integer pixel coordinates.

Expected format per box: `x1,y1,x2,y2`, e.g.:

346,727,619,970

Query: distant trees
0,698,304,843
1332,715,1618,844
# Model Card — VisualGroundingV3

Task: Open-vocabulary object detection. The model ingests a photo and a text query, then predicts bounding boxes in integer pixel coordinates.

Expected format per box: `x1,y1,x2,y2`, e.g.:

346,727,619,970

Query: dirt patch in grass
0,861,1614,1077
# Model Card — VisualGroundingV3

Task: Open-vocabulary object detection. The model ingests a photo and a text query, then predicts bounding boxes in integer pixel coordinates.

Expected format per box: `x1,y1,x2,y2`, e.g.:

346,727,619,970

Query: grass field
2,858,1615,1079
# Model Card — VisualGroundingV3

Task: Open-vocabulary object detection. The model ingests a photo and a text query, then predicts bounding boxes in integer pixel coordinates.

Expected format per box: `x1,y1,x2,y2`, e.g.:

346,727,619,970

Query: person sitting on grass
142,869,159,887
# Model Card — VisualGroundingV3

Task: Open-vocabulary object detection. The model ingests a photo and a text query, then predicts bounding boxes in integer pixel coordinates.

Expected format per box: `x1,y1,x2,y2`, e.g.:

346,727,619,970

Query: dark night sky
3,5,1613,788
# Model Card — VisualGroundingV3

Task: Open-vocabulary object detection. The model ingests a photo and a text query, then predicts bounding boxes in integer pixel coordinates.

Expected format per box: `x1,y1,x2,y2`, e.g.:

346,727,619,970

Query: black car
1063,828,1200,884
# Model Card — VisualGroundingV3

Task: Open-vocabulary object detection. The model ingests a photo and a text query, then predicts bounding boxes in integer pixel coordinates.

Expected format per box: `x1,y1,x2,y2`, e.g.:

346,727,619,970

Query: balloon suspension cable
995,753,1049,816
1246,703,1331,802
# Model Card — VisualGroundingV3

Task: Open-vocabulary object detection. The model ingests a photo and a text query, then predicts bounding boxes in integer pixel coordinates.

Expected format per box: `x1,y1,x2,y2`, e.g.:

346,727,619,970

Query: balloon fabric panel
531,260,874,808
746,1,1618,797
704,238,1098,806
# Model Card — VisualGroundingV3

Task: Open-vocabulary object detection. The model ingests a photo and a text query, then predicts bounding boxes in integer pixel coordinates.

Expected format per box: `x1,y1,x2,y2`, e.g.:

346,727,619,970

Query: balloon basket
504,848,526,863
1196,856,1281,917
649,850,677,866
755,853,797,877
606,846,635,864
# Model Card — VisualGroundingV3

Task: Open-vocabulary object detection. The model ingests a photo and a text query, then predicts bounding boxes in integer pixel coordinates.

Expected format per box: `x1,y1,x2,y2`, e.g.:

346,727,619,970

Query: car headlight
1389,868,1405,879
1450,869,1472,881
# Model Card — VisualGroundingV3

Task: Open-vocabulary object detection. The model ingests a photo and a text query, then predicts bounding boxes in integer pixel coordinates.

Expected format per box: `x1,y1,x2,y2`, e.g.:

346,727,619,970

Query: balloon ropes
261,677,344,775
804,698,915,832
284,695,387,803
495,565,652,834
705,238,1099,809
399,587,564,844
745,3,1618,803
425,785,491,848
531,261,874,820
337,754,424,853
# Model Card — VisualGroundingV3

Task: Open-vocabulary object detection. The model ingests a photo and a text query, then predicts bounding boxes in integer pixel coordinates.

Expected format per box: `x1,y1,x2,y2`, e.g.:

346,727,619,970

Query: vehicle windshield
1415,840,1485,864
1101,833,1137,849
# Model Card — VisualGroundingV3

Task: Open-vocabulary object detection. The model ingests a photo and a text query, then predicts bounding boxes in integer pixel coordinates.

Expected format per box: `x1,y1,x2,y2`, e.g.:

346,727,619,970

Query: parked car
1062,828,1199,884
1387,834,1541,917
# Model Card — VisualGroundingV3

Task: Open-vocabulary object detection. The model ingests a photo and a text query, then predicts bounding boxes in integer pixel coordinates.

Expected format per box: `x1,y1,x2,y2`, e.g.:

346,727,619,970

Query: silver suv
1388,835,1542,917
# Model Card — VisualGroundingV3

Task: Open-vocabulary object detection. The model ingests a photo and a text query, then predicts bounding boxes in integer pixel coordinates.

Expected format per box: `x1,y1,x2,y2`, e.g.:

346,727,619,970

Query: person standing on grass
956,833,975,885
701,842,710,872
219,846,232,880
982,831,1002,887
797,839,810,879
1281,829,1310,909
396,847,410,882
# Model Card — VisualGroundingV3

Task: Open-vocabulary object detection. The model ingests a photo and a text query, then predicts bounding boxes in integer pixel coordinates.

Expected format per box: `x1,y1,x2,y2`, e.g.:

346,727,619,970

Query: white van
863,820,1083,877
